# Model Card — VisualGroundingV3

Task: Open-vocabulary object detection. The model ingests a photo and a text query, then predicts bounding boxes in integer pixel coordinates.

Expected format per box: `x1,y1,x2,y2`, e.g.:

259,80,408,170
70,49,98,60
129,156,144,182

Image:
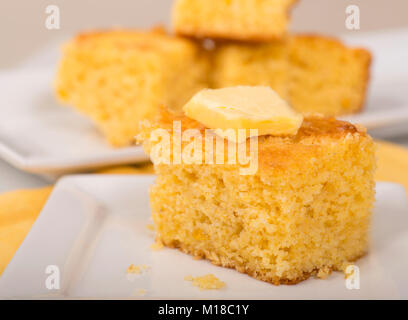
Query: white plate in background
0,175,407,299
0,70,148,176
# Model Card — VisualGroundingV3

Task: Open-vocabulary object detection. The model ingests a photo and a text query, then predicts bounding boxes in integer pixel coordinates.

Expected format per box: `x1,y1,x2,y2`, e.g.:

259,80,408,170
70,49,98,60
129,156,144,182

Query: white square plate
0,175,407,299
0,69,148,176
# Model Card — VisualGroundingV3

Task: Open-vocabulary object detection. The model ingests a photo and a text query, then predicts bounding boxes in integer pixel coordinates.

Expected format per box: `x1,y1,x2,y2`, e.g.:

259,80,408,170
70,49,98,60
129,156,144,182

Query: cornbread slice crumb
146,224,155,231
131,288,147,297
55,29,209,146
150,240,164,251
140,108,376,285
126,264,150,284
126,264,150,274
172,0,298,41
136,288,147,296
126,264,141,274
184,275,194,281
185,274,226,290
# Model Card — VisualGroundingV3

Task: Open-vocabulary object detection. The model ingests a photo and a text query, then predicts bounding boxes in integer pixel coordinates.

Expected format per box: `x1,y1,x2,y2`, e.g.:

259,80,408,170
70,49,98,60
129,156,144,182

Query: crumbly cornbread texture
211,34,371,116
172,0,297,41
55,29,209,146
289,35,371,115
140,109,376,285
211,40,289,98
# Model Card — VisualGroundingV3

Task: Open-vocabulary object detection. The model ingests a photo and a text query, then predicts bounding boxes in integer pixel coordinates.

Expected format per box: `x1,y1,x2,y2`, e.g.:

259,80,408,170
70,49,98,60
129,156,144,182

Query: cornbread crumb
172,0,298,41
150,240,164,251
126,264,141,274
126,264,150,274
185,274,226,290
136,288,147,296
141,264,150,271
146,224,155,231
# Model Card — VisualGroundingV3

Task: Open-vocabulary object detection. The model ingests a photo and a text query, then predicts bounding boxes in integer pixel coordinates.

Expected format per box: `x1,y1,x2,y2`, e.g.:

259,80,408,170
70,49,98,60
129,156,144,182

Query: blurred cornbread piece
289,34,371,116
183,86,303,142
139,108,376,285
211,40,289,98
55,29,209,146
172,0,298,41
211,34,371,116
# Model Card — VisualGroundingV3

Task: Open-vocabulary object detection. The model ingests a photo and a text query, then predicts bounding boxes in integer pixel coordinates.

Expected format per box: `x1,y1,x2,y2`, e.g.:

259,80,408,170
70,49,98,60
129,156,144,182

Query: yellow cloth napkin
0,163,153,275
0,187,53,275
374,141,408,192
1,141,408,276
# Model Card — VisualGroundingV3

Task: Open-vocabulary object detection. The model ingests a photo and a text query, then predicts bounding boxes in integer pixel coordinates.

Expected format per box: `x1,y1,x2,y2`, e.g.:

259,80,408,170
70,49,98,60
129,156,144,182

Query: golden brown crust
71,27,198,53
160,237,366,285
151,107,364,139
140,108,369,172
174,0,299,42
160,237,310,285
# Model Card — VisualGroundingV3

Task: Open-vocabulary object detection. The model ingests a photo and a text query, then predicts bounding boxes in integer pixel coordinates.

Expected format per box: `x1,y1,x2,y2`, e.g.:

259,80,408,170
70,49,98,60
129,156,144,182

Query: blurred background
0,0,407,191
1,0,408,68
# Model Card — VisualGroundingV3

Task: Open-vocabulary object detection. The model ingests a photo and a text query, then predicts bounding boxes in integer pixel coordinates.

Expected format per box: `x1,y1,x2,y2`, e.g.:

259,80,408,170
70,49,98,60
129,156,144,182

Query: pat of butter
183,86,303,143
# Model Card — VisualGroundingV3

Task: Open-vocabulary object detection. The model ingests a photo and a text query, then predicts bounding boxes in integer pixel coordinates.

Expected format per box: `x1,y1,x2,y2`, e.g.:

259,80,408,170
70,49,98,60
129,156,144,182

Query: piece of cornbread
172,0,298,41
183,86,303,142
55,29,209,146
289,34,372,115
139,108,376,285
211,34,371,116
